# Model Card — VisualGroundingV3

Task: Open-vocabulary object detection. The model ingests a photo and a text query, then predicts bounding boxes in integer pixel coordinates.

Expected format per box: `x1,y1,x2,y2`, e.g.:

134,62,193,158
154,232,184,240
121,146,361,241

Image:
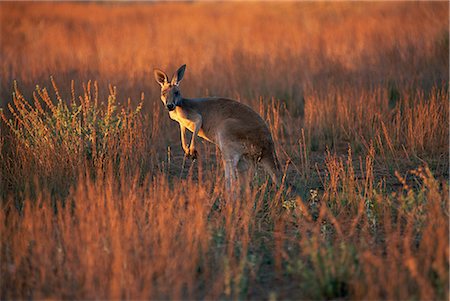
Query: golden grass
1,2,449,300
1,151,447,299
1,2,447,100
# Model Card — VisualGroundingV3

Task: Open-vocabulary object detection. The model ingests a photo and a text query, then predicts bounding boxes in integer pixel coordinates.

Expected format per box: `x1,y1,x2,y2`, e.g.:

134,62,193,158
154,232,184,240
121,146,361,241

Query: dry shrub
1,79,146,202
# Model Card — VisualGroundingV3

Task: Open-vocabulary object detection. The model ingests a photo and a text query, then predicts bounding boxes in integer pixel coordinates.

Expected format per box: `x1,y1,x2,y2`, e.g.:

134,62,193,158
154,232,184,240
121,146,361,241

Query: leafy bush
1,78,144,199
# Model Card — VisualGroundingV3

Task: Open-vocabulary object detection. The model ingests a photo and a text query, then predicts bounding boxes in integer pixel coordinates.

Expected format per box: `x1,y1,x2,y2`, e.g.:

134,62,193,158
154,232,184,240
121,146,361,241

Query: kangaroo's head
154,64,186,111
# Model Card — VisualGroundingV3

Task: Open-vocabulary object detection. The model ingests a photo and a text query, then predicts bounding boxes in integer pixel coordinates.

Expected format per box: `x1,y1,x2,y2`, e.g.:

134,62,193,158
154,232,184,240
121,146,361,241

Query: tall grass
1,79,146,203
1,146,447,299
1,2,447,104
304,85,449,156
1,2,448,300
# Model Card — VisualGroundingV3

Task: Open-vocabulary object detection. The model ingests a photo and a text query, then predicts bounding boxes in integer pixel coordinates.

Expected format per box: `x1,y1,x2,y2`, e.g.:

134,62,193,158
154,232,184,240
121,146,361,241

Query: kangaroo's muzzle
166,103,176,111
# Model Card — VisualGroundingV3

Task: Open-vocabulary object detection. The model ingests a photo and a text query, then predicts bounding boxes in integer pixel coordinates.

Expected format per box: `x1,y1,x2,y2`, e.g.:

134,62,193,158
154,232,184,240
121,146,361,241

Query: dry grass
1,2,449,300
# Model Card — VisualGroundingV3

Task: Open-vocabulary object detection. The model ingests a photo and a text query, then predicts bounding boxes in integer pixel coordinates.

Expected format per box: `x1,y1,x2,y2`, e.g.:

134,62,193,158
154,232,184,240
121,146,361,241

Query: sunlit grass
0,2,448,300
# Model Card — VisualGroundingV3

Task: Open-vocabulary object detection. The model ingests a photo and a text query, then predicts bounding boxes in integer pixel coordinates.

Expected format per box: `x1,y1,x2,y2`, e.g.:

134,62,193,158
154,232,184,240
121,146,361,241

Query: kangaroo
154,64,284,192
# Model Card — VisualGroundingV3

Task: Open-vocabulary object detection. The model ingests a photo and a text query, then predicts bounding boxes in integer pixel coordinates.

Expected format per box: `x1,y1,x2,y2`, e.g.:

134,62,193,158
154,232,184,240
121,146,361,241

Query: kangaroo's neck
175,97,186,107
169,99,192,121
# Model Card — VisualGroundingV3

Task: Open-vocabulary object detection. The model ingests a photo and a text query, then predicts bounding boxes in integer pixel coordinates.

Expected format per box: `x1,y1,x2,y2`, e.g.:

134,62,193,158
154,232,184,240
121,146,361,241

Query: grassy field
1,2,449,300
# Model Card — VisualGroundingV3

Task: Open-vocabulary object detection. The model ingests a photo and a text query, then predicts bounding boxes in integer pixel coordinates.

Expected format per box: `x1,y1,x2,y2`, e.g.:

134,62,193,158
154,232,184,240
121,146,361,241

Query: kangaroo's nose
167,103,175,111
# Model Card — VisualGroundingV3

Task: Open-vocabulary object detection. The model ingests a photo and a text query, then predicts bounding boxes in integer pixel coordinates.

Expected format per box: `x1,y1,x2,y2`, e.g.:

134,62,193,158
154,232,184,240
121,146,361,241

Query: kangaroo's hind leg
222,154,239,193
236,155,256,190
218,136,242,195
217,123,256,197
223,153,257,198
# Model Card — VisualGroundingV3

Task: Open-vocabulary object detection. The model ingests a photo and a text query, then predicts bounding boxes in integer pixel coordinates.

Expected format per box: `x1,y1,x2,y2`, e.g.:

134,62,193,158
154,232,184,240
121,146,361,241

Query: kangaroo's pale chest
168,109,212,142
169,110,196,132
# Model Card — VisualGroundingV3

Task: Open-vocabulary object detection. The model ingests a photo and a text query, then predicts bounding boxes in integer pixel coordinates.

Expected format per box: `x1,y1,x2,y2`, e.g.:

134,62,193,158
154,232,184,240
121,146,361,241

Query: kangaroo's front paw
184,146,197,160
183,147,190,156
188,147,198,160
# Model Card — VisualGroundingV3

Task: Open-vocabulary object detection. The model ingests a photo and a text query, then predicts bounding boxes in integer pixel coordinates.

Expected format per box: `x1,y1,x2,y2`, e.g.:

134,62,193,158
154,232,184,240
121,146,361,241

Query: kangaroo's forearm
190,121,202,148
190,119,202,149
180,125,188,151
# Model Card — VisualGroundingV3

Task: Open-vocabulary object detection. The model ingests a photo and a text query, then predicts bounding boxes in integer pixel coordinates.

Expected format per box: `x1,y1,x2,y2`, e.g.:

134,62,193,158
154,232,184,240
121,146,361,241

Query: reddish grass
1,2,448,300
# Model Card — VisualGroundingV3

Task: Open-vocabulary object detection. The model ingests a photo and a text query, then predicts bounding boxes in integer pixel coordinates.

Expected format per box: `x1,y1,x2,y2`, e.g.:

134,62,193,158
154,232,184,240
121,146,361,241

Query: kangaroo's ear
154,69,168,87
171,64,186,86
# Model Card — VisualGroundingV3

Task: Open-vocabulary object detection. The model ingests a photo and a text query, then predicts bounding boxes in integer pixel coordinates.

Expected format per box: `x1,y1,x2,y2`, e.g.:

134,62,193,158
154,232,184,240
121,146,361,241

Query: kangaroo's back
184,97,267,130
182,97,275,155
